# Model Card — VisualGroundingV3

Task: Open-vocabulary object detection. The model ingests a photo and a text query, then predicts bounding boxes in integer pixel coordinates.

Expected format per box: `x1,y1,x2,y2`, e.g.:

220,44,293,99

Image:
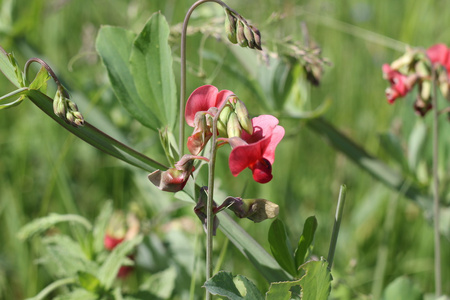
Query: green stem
327,184,346,270
431,65,442,297
178,0,247,157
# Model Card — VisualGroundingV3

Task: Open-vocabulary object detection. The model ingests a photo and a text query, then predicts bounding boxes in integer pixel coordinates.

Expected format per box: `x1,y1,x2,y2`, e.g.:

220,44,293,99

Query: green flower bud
243,24,255,49
421,80,431,101
218,104,233,137
250,25,262,50
53,90,66,118
235,100,253,135
236,20,248,48
227,112,242,138
224,9,237,44
224,197,279,223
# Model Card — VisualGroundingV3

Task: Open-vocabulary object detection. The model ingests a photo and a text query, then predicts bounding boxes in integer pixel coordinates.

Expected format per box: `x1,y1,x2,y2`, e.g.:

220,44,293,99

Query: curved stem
431,65,442,297
24,58,69,97
178,0,243,157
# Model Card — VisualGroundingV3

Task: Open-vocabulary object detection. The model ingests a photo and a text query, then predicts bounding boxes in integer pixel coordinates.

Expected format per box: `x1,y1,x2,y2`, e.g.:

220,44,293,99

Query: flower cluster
382,44,450,116
185,85,285,184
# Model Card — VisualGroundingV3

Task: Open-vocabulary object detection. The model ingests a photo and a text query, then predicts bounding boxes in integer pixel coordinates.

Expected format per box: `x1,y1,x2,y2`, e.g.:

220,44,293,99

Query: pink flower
185,85,234,127
382,64,415,103
104,235,125,251
426,44,450,73
228,115,284,183
148,155,196,192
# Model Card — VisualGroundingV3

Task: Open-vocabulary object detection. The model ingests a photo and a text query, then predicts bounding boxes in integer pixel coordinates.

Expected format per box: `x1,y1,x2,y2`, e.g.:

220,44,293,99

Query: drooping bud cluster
224,8,262,50
53,87,85,127
219,196,279,223
382,44,450,117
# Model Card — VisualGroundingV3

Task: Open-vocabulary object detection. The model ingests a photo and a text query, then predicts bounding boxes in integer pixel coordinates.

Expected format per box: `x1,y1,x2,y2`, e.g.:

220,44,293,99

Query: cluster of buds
224,8,262,50
53,87,85,127
382,44,450,116
217,96,253,138
104,211,140,278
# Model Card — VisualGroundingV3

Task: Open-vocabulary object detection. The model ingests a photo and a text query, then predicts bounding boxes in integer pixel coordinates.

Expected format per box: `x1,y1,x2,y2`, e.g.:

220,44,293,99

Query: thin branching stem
24,58,70,97
431,65,442,297
179,0,245,157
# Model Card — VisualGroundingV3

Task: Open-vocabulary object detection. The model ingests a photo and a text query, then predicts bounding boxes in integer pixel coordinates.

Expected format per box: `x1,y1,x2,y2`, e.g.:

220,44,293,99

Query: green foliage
382,276,423,300
294,216,318,268
204,271,264,300
96,12,177,132
268,219,297,277
298,259,331,300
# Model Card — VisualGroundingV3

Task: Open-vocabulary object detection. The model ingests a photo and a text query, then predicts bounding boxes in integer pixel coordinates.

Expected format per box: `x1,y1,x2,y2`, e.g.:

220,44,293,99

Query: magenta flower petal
427,44,450,72
229,115,284,183
185,85,234,127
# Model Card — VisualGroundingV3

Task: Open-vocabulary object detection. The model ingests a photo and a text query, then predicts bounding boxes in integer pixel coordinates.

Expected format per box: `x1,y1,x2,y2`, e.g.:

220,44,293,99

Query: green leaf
298,259,331,300
130,12,177,130
25,89,166,172
268,219,297,277
92,201,114,253
0,49,22,87
29,65,50,91
41,235,98,278
97,234,143,289
204,271,264,300
53,288,99,300
382,277,423,300
266,279,302,300
77,271,101,293
96,26,160,130
379,132,409,173
294,216,318,270
139,266,177,299
17,213,92,240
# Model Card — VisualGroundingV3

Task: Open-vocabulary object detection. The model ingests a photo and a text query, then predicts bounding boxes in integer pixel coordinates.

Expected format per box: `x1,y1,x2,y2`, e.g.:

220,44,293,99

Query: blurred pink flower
228,115,284,183
426,43,450,73
382,64,415,103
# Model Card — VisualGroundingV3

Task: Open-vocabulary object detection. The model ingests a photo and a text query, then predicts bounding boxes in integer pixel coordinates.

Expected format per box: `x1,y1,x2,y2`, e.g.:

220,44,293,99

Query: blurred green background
1,0,449,299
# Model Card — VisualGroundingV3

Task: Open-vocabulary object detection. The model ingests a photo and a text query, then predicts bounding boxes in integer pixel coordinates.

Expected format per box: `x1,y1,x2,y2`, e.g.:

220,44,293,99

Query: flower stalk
431,64,442,297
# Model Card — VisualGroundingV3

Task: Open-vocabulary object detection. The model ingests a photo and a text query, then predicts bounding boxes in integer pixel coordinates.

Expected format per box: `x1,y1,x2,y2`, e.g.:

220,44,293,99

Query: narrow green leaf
0,49,21,87
266,279,302,300
77,271,101,293
204,271,264,300
294,216,318,270
53,288,99,300
306,117,432,212
139,266,177,299
379,132,409,173
92,201,114,253
383,277,423,300
97,235,143,289
268,219,297,277
96,26,160,130
25,277,77,300
217,212,292,283
130,12,177,130
298,259,331,300
18,213,92,240
25,89,166,172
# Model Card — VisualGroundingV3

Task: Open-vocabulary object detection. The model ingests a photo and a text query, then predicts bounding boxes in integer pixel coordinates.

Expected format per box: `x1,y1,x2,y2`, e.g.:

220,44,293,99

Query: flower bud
224,9,238,44
244,24,255,49
217,104,233,137
420,80,432,101
148,155,196,192
188,112,212,155
225,197,279,223
250,25,262,50
227,112,242,138
236,20,248,48
235,100,253,135
53,90,66,118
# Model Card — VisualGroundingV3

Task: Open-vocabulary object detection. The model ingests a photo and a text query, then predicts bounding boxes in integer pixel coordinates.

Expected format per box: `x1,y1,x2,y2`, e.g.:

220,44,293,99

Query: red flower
185,85,234,127
382,64,415,103
228,115,284,183
426,44,450,73
148,155,196,192
104,234,125,251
